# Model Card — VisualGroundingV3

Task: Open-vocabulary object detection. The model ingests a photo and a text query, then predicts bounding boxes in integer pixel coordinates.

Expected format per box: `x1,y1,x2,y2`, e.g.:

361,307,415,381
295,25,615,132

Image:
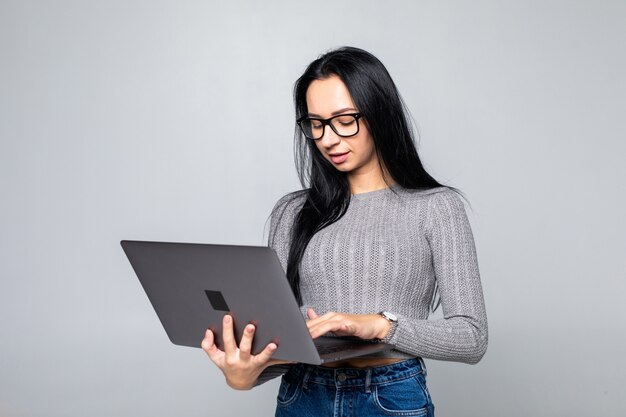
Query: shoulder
424,187,465,209
271,189,307,212
396,185,460,206
267,190,308,248
395,185,466,216
269,189,308,223
398,185,452,196
422,187,473,237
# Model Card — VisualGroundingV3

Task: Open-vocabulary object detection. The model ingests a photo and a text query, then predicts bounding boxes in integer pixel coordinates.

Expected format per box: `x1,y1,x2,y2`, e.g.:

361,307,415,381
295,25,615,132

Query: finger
253,342,278,365
202,329,225,364
306,311,336,328
238,324,255,359
307,308,319,320
201,328,214,351
309,319,354,339
306,312,341,331
222,314,237,355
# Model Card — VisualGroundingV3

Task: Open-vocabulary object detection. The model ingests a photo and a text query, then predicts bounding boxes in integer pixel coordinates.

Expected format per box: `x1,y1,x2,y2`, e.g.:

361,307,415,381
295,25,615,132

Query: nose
318,124,341,148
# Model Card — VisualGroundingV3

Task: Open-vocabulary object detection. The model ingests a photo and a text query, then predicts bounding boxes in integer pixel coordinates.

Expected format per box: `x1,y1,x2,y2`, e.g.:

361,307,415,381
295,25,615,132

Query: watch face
382,311,398,322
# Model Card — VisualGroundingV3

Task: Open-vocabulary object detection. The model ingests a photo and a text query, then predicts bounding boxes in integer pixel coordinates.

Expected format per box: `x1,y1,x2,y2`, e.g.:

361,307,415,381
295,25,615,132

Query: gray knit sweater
255,184,487,386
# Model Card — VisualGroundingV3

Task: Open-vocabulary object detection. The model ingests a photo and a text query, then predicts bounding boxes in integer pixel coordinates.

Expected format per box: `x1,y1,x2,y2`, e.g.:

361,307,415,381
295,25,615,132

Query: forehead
306,75,356,116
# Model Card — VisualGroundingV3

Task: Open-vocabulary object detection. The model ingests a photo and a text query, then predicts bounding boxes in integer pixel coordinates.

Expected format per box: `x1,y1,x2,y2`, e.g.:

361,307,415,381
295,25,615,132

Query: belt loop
418,357,427,377
302,366,313,390
364,369,372,393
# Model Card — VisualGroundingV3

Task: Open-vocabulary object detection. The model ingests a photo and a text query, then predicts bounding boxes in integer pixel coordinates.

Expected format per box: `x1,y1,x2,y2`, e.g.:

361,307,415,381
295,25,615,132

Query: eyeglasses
296,113,363,140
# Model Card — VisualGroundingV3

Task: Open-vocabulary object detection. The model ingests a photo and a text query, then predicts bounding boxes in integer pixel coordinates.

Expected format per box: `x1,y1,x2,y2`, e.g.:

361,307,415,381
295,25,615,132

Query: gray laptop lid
121,240,394,365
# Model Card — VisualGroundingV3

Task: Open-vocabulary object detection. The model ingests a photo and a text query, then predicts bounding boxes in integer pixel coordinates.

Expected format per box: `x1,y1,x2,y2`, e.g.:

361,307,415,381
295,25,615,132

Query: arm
386,190,488,364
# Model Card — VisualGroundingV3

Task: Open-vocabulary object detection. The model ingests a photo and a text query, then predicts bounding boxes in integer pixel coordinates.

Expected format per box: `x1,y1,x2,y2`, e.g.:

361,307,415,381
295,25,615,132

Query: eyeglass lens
301,115,359,140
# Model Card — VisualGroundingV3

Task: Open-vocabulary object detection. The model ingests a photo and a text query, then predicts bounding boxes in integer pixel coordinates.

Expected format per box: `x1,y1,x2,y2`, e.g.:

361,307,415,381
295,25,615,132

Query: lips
329,151,349,164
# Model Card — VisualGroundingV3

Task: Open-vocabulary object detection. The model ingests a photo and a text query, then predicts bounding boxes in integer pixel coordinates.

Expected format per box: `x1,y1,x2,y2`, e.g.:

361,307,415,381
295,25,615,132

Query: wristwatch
377,311,398,343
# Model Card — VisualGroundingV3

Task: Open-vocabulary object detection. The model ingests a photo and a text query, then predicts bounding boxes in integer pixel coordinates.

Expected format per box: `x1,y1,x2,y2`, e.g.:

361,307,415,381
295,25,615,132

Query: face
305,75,380,179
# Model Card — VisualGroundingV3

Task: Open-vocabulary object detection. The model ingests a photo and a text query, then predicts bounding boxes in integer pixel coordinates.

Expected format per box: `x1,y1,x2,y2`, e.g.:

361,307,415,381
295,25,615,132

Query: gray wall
1,1,625,416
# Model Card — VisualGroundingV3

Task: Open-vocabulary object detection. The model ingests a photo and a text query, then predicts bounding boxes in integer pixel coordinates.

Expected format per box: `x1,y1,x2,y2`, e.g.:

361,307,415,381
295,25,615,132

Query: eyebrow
307,107,358,118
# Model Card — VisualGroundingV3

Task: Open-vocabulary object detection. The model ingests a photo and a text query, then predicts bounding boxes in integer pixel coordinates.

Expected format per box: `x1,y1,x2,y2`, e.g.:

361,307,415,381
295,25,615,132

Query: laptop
120,240,395,365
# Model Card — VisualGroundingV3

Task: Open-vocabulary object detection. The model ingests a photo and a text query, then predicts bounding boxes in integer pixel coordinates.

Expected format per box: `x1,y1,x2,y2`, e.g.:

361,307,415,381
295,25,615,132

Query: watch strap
378,311,398,343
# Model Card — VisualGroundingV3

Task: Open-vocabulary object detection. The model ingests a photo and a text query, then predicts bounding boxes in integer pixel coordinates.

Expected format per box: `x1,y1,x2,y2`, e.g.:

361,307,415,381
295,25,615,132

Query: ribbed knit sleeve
386,190,488,364
267,192,306,273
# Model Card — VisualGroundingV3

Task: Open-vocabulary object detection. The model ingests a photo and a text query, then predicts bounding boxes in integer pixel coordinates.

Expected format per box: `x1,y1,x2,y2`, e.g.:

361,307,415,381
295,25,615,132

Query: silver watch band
378,311,398,343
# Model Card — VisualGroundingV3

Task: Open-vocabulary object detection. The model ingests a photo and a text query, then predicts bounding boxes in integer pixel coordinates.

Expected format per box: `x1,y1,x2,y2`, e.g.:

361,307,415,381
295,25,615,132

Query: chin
332,164,353,172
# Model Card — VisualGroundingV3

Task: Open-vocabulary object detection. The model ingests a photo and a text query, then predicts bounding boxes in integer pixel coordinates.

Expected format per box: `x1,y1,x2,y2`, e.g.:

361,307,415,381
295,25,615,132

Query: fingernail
224,315,231,323
247,324,254,332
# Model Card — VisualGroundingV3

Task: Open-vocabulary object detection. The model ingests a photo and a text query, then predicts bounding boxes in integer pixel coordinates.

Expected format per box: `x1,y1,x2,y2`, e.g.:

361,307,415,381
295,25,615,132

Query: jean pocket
372,374,431,416
276,375,301,407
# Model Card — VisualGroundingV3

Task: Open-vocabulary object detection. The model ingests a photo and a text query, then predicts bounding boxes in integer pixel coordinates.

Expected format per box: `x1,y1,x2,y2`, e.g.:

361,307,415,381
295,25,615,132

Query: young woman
201,46,488,416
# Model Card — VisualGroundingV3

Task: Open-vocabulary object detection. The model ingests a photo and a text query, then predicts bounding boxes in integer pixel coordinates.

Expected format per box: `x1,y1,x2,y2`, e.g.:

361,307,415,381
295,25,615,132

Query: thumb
307,308,319,320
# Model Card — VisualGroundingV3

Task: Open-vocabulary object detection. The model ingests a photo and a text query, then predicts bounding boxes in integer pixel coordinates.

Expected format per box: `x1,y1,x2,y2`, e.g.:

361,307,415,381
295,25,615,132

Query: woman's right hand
201,314,293,390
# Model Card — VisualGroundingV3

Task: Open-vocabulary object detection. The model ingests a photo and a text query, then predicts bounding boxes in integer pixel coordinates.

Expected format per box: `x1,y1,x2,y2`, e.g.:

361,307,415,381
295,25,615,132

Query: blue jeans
275,358,435,417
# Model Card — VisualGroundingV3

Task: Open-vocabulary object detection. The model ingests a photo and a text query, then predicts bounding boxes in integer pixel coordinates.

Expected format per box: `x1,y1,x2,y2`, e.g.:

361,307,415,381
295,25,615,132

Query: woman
201,46,488,416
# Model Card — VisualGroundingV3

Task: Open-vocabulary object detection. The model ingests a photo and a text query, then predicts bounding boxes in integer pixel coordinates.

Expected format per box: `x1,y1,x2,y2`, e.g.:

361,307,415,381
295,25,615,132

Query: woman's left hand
306,308,391,341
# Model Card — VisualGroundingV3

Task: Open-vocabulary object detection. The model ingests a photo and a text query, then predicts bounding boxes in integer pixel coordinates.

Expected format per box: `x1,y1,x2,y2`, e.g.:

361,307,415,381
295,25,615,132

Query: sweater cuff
385,312,407,348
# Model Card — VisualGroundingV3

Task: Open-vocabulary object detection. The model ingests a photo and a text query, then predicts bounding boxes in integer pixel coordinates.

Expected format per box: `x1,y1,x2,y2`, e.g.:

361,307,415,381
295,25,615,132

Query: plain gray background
1,1,625,416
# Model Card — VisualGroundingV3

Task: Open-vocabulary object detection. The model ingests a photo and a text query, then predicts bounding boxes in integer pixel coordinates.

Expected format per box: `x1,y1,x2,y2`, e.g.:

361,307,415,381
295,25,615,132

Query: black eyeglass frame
296,113,364,140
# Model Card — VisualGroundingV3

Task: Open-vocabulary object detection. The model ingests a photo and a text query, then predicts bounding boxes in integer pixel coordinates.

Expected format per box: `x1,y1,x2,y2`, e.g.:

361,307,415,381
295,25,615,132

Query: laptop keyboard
316,344,352,355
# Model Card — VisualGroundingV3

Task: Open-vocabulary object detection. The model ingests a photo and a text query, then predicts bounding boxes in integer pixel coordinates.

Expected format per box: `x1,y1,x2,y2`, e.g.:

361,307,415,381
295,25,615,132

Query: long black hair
277,46,461,309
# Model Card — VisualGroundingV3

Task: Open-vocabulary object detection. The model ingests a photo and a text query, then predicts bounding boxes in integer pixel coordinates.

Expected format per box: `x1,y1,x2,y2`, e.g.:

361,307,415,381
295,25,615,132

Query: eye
335,116,355,126
310,119,323,129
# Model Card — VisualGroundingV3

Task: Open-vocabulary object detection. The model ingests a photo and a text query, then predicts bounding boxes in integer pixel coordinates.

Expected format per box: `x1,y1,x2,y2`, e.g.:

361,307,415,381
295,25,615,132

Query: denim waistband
286,358,426,389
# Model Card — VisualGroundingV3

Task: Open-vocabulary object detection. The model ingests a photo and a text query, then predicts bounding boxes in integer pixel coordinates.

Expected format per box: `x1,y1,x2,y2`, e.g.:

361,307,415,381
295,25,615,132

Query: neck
347,168,395,195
